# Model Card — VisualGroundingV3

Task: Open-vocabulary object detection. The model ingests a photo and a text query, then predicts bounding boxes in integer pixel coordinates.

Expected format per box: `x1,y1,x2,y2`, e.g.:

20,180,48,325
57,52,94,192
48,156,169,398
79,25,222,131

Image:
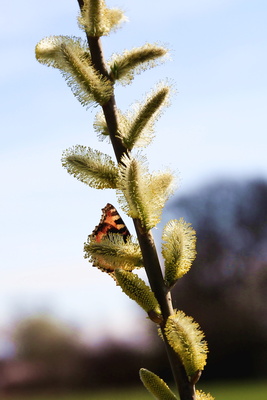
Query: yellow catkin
162,219,196,286
165,311,208,376
140,368,178,400
115,270,161,316
195,389,215,400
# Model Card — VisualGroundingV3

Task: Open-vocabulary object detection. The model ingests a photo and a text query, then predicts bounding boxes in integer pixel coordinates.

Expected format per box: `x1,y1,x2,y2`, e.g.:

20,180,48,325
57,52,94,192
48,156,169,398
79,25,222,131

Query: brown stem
85,35,128,162
76,1,195,398
133,220,173,319
134,221,194,399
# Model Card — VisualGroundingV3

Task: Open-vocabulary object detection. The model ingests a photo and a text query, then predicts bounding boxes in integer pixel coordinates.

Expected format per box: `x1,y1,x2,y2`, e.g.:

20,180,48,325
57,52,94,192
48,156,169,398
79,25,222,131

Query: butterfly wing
90,204,130,273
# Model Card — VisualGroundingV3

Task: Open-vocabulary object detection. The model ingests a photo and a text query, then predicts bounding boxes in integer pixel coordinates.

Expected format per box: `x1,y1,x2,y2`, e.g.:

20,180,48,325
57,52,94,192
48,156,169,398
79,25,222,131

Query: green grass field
3,381,267,400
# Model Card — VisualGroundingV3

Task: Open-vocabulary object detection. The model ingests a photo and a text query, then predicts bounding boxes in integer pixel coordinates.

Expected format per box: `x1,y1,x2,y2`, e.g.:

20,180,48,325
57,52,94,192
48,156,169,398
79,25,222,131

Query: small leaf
139,368,178,400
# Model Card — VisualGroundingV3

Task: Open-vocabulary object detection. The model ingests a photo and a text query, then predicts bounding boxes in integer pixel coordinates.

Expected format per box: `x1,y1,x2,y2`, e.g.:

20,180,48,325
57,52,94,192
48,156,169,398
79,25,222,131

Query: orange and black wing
92,203,130,243
90,204,130,273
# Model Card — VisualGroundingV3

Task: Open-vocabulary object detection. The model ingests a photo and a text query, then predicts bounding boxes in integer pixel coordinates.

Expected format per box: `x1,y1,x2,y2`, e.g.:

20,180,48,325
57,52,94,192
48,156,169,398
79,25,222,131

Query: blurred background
1,0,267,398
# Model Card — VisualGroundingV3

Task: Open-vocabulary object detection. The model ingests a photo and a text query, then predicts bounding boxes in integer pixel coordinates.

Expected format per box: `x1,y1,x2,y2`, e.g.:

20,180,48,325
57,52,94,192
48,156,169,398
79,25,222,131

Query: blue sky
1,0,266,347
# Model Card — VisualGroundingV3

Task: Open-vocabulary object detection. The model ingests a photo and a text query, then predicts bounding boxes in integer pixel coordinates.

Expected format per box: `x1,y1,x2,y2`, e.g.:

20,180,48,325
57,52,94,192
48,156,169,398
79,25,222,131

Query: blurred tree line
1,178,266,393
168,178,267,380
0,315,158,392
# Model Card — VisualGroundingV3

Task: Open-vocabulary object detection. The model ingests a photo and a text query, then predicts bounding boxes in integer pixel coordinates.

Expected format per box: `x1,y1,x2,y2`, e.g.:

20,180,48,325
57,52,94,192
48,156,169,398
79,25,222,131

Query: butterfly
92,203,130,243
89,203,130,273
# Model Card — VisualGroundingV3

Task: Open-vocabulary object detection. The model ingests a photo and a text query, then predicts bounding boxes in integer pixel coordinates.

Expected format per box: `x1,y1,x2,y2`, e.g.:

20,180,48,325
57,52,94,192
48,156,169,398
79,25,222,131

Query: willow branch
76,1,195,398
